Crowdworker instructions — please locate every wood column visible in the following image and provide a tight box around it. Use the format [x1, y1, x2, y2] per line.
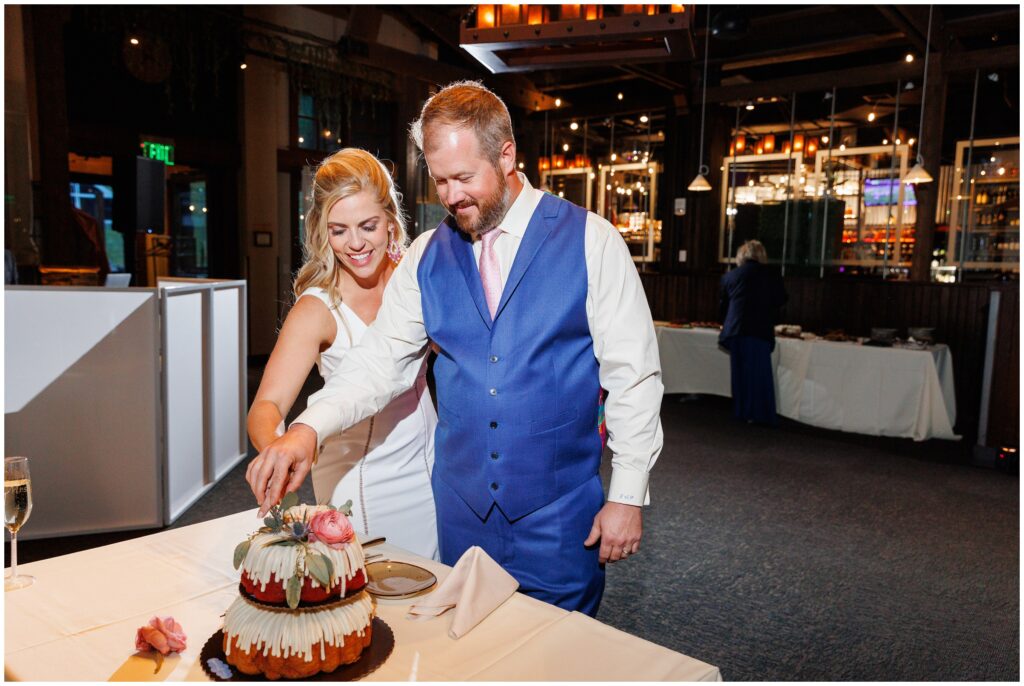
[911, 52, 947, 281]
[394, 75, 429, 237]
[29, 6, 73, 265]
[658, 95, 685, 274]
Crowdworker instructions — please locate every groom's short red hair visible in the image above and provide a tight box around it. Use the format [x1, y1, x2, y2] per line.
[410, 81, 515, 166]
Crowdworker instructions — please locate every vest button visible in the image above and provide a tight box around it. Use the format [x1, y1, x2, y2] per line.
[489, 355, 499, 363]
[490, 482, 499, 490]
[490, 421, 498, 429]
[490, 452, 499, 460]
[489, 388, 497, 396]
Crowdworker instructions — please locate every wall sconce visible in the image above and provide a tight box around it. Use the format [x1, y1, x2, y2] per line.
[527, 5, 545, 24]
[734, 134, 746, 153]
[782, 141, 791, 154]
[806, 137, 818, 155]
[763, 134, 775, 153]
[792, 134, 804, 152]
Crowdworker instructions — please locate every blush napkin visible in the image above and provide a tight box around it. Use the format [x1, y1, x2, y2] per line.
[405, 546, 519, 639]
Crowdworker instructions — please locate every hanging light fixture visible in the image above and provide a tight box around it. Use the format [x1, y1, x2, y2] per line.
[688, 8, 713, 192]
[904, 6, 934, 185]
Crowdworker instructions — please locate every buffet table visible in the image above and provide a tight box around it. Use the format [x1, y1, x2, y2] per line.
[4, 508, 722, 681]
[655, 324, 958, 441]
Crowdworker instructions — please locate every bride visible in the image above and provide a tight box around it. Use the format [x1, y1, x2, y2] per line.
[246, 148, 438, 560]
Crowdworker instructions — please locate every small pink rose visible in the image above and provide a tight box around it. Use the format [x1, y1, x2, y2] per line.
[307, 509, 354, 549]
[135, 616, 187, 655]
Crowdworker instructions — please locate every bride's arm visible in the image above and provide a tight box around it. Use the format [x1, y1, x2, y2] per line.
[247, 296, 336, 452]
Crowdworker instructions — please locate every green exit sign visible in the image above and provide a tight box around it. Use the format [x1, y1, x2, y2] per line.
[141, 141, 175, 166]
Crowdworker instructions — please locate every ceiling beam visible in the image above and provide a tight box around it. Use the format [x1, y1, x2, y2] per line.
[719, 32, 907, 71]
[943, 8, 1017, 38]
[874, 5, 927, 53]
[401, 6, 463, 54]
[617, 64, 686, 92]
[706, 59, 922, 103]
[537, 74, 637, 93]
[943, 45, 1019, 75]
[345, 6, 383, 40]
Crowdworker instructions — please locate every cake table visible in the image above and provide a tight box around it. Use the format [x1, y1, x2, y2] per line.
[4, 508, 722, 681]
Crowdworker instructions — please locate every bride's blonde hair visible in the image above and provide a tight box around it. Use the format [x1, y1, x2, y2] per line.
[293, 148, 409, 313]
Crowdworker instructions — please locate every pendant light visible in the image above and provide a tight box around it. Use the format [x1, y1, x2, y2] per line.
[688, 8, 712, 192]
[904, 6, 934, 185]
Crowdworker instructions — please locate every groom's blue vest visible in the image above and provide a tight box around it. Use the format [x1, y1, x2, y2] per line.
[417, 193, 602, 522]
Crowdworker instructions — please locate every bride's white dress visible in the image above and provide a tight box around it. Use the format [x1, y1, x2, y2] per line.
[298, 287, 438, 560]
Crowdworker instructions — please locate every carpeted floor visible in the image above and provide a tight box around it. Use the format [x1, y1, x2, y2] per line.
[9, 369, 1018, 681]
[601, 396, 1018, 681]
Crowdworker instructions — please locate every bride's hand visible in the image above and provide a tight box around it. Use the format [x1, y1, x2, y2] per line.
[246, 424, 318, 516]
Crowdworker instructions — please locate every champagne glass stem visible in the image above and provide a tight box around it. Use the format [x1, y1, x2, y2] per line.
[10, 532, 17, 579]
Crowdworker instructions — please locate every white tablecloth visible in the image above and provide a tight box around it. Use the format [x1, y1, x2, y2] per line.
[655, 325, 958, 441]
[5, 508, 721, 682]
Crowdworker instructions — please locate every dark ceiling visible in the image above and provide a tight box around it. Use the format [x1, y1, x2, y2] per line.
[379, 4, 1018, 159]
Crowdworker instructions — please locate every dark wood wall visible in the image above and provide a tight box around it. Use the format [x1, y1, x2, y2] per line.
[639, 272, 1019, 446]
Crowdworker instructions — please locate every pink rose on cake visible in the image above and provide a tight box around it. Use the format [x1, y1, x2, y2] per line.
[135, 616, 187, 655]
[307, 509, 354, 549]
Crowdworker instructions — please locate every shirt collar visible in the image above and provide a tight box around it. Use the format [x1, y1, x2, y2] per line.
[495, 172, 543, 239]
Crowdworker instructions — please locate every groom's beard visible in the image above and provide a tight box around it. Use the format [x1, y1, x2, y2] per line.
[447, 170, 510, 238]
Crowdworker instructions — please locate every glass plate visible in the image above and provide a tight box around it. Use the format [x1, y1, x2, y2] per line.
[365, 561, 437, 598]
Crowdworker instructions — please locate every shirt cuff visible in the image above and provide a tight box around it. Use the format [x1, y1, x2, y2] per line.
[290, 404, 339, 453]
[607, 467, 651, 506]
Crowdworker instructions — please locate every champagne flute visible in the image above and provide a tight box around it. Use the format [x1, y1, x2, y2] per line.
[5, 456, 34, 590]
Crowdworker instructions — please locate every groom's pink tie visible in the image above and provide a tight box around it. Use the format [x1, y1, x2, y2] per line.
[479, 229, 502, 318]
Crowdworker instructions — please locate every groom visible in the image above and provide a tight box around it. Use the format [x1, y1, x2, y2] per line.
[250, 81, 664, 616]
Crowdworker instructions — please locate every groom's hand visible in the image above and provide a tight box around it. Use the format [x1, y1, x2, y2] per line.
[246, 424, 318, 516]
[584, 502, 643, 564]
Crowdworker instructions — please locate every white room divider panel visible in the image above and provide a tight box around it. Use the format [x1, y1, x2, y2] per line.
[161, 287, 207, 522]
[4, 287, 163, 538]
[5, 279, 248, 538]
[211, 283, 247, 481]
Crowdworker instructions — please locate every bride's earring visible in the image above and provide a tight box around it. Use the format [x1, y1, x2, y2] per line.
[386, 228, 403, 265]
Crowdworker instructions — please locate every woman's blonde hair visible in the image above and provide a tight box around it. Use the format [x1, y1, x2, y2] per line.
[736, 239, 768, 265]
[293, 148, 409, 314]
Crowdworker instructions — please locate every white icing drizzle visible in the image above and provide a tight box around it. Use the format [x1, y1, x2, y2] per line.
[241, 532, 365, 592]
[224, 590, 375, 662]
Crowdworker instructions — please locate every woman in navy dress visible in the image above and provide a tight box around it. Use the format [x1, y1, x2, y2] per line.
[718, 240, 788, 425]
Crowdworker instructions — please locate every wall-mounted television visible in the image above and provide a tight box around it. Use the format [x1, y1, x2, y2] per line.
[863, 178, 917, 206]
